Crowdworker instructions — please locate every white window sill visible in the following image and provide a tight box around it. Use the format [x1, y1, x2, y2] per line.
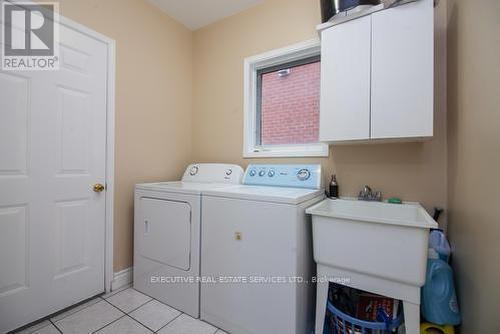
[243, 144, 329, 158]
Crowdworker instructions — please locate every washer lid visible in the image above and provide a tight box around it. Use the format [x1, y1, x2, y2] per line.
[203, 185, 324, 205]
[135, 181, 238, 195]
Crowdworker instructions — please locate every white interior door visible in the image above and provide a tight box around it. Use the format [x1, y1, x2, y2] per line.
[0, 22, 109, 332]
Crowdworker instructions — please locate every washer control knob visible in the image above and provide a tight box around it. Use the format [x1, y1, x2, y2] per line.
[225, 169, 233, 176]
[268, 170, 275, 177]
[258, 170, 266, 177]
[297, 169, 311, 181]
[189, 165, 199, 176]
[249, 169, 257, 177]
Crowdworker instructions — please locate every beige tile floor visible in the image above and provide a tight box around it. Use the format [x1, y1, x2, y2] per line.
[14, 285, 228, 334]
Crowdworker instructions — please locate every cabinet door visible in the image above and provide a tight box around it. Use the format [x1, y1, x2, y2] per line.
[371, 0, 434, 139]
[320, 15, 371, 142]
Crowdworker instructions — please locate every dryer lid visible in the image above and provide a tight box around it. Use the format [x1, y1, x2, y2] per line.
[135, 181, 239, 195]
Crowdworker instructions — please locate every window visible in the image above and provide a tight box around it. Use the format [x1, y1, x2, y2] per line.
[243, 39, 328, 158]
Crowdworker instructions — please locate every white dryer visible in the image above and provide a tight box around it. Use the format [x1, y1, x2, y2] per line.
[133, 163, 243, 318]
[201, 164, 324, 334]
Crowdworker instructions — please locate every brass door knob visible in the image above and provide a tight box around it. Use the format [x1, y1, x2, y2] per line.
[93, 183, 105, 192]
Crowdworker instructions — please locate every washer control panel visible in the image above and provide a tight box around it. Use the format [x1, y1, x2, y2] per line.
[243, 164, 321, 189]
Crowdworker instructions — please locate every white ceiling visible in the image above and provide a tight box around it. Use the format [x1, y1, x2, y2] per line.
[148, 0, 264, 30]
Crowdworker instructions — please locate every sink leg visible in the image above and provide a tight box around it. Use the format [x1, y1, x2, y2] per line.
[315, 279, 328, 334]
[403, 300, 420, 334]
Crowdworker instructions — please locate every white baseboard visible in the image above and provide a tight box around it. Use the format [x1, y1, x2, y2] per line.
[111, 267, 133, 291]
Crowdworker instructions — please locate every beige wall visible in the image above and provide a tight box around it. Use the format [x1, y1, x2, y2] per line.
[52, 0, 193, 271]
[192, 0, 448, 215]
[447, 0, 500, 332]
[36, 0, 500, 329]
[51, 0, 451, 277]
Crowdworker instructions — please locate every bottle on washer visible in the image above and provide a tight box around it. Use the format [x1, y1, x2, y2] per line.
[329, 174, 339, 199]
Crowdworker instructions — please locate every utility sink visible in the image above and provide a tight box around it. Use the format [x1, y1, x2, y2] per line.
[307, 199, 438, 334]
[306, 198, 437, 287]
[307, 198, 437, 229]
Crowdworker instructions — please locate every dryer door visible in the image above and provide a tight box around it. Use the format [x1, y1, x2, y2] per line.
[137, 197, 191, 271]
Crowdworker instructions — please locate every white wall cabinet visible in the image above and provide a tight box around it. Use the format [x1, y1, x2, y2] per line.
[320, 15, 372, 142]
[319, 0, 434, 143]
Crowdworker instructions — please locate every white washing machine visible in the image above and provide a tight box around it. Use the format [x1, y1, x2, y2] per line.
[133, 163, 243, 318]
[201, 164, 324, 334]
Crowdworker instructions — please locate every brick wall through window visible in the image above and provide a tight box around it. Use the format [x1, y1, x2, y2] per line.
[260, 61, 320, 145]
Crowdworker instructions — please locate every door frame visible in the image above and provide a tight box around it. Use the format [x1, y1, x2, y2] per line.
[6, 0, 118, 293]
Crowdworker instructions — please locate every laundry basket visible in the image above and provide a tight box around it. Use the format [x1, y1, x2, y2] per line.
[326, 300, 403, 334]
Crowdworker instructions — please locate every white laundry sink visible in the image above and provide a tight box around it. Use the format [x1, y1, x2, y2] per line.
[307, 199, 439, 334]
[306, 199, 437, 287]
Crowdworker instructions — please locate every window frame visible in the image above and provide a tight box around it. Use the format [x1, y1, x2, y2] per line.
[243, 39, 328, 158]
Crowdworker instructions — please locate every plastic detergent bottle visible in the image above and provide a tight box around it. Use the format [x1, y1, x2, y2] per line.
[428, 230, 451, 262]
[421, 249, 461, 326]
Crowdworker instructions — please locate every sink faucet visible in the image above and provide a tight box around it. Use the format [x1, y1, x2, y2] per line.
[358, 185, 382, 202]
